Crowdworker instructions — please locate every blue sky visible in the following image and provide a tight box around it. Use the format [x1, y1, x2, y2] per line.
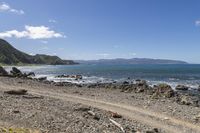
[0, 0, 200, 63]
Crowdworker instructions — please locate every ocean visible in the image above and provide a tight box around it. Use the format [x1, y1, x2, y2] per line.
[5, 64, 200, 89]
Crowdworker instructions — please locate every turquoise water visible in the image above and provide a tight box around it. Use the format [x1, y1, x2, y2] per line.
[8, 64, 200, 88]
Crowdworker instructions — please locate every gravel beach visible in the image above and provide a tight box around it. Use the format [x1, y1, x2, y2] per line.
[0, 76, 200, 133]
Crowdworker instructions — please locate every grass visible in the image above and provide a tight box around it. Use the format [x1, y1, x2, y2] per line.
[0, 63, 44, 67]
[158, 83, 170, 88]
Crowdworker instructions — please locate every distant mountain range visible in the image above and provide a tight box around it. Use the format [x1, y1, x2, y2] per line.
[77, 58, 188, 65]
[0, 39, 77, 65]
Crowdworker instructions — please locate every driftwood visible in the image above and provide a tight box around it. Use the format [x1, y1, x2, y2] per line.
[88, 110, 96, 116]
[4, 89, 27, 95]
[109, 118, 125, 133]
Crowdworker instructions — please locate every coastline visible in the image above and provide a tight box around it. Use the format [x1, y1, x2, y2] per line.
[0, 72, 200, 132]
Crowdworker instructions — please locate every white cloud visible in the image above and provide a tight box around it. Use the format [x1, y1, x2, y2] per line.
[96, 53, 110, 58]
[29, 53, 35, 56]
[0, 25, 65, 39]
[41, 40, 48, 44]
[195, 20, 200, 26]
[129, 52, 137, 56]
[49, 19, 57, 23]
[0, 3, 24, 15]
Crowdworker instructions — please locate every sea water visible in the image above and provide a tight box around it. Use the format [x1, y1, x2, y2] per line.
[6, 64, 200, 89]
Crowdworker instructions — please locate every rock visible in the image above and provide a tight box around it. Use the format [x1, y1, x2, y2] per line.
[27, 72, 35, 77]
[4, 89, 27, 95]
[0, 66, 8, 76]
[87, 110, 100, 121]
[135, 79, 141, 82]
[110, 112, 122, 118]
[175, 85, 189, 91]
[194, 114, 200, 121]
[10, 67, 34, 78]
[136, 80, 147, 86]
[135, 80, 150, 93]
[13, 110, 20, 113]
[55, 74, 82, 80]
[75, 75, 82, 80]
[10, 67, 22, 77]
[37, 77, 47, 81]
[76, 84, 82, 88]
[93, 115, 100, 121]
[146, 128, 160, 133]
[120, 84, 135, 92]
[123, 81, 129, 84]
[177, 94, 199, 107]
[198, 85, 200, 91]
[74, 107, 90, 112]
[152, 84, 175, 98]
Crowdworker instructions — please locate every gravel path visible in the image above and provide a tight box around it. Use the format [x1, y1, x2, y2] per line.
[1, 77, 200, 132]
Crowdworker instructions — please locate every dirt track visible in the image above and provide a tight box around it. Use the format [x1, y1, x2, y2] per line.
[1, 79, 200, 133]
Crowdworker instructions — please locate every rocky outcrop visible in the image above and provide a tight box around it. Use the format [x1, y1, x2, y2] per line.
[152, 84, 175, 98]
[0, 66, 8, 76]
[176, 94, 199, 107]
[175, 85, 189, 91]
[135, 80, 151, 93]
[56, 74, 83, 80]
[10, 67, 23, 77]
[26, 72, 35, 77]
[37, 77, 47, 82]
[10, 67, 35, 78]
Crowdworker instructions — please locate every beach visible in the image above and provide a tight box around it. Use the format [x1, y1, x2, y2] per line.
[0, 74, 200, 133]
[1, 0, 200, 132]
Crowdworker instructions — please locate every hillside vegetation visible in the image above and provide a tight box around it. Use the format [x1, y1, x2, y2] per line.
[0, 39, 77, 65]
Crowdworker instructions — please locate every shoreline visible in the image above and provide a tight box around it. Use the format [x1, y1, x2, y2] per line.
[1, 67, 200, 132]
[0, 76, 200, 132]
[3, 65, 200, 91]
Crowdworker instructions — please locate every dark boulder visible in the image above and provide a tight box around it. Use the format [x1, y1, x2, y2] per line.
[198, 85, 200, 91]
[37, 77, 47, 81]
[0, 66, 8, 76]
[175, 85, 189, 91]
[27, 72, 35, 77]
[123, 81, 129, 84]
[10, 67, 23, 77]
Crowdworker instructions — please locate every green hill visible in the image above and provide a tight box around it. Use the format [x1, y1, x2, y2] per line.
[0, 39, 77, 65]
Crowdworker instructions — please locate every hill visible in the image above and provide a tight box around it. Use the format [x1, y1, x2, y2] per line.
[77, 58, 188, 65]
[0, 39, 77, 65]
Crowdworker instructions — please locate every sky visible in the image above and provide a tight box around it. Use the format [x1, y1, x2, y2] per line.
[0, 0, 200, 63]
